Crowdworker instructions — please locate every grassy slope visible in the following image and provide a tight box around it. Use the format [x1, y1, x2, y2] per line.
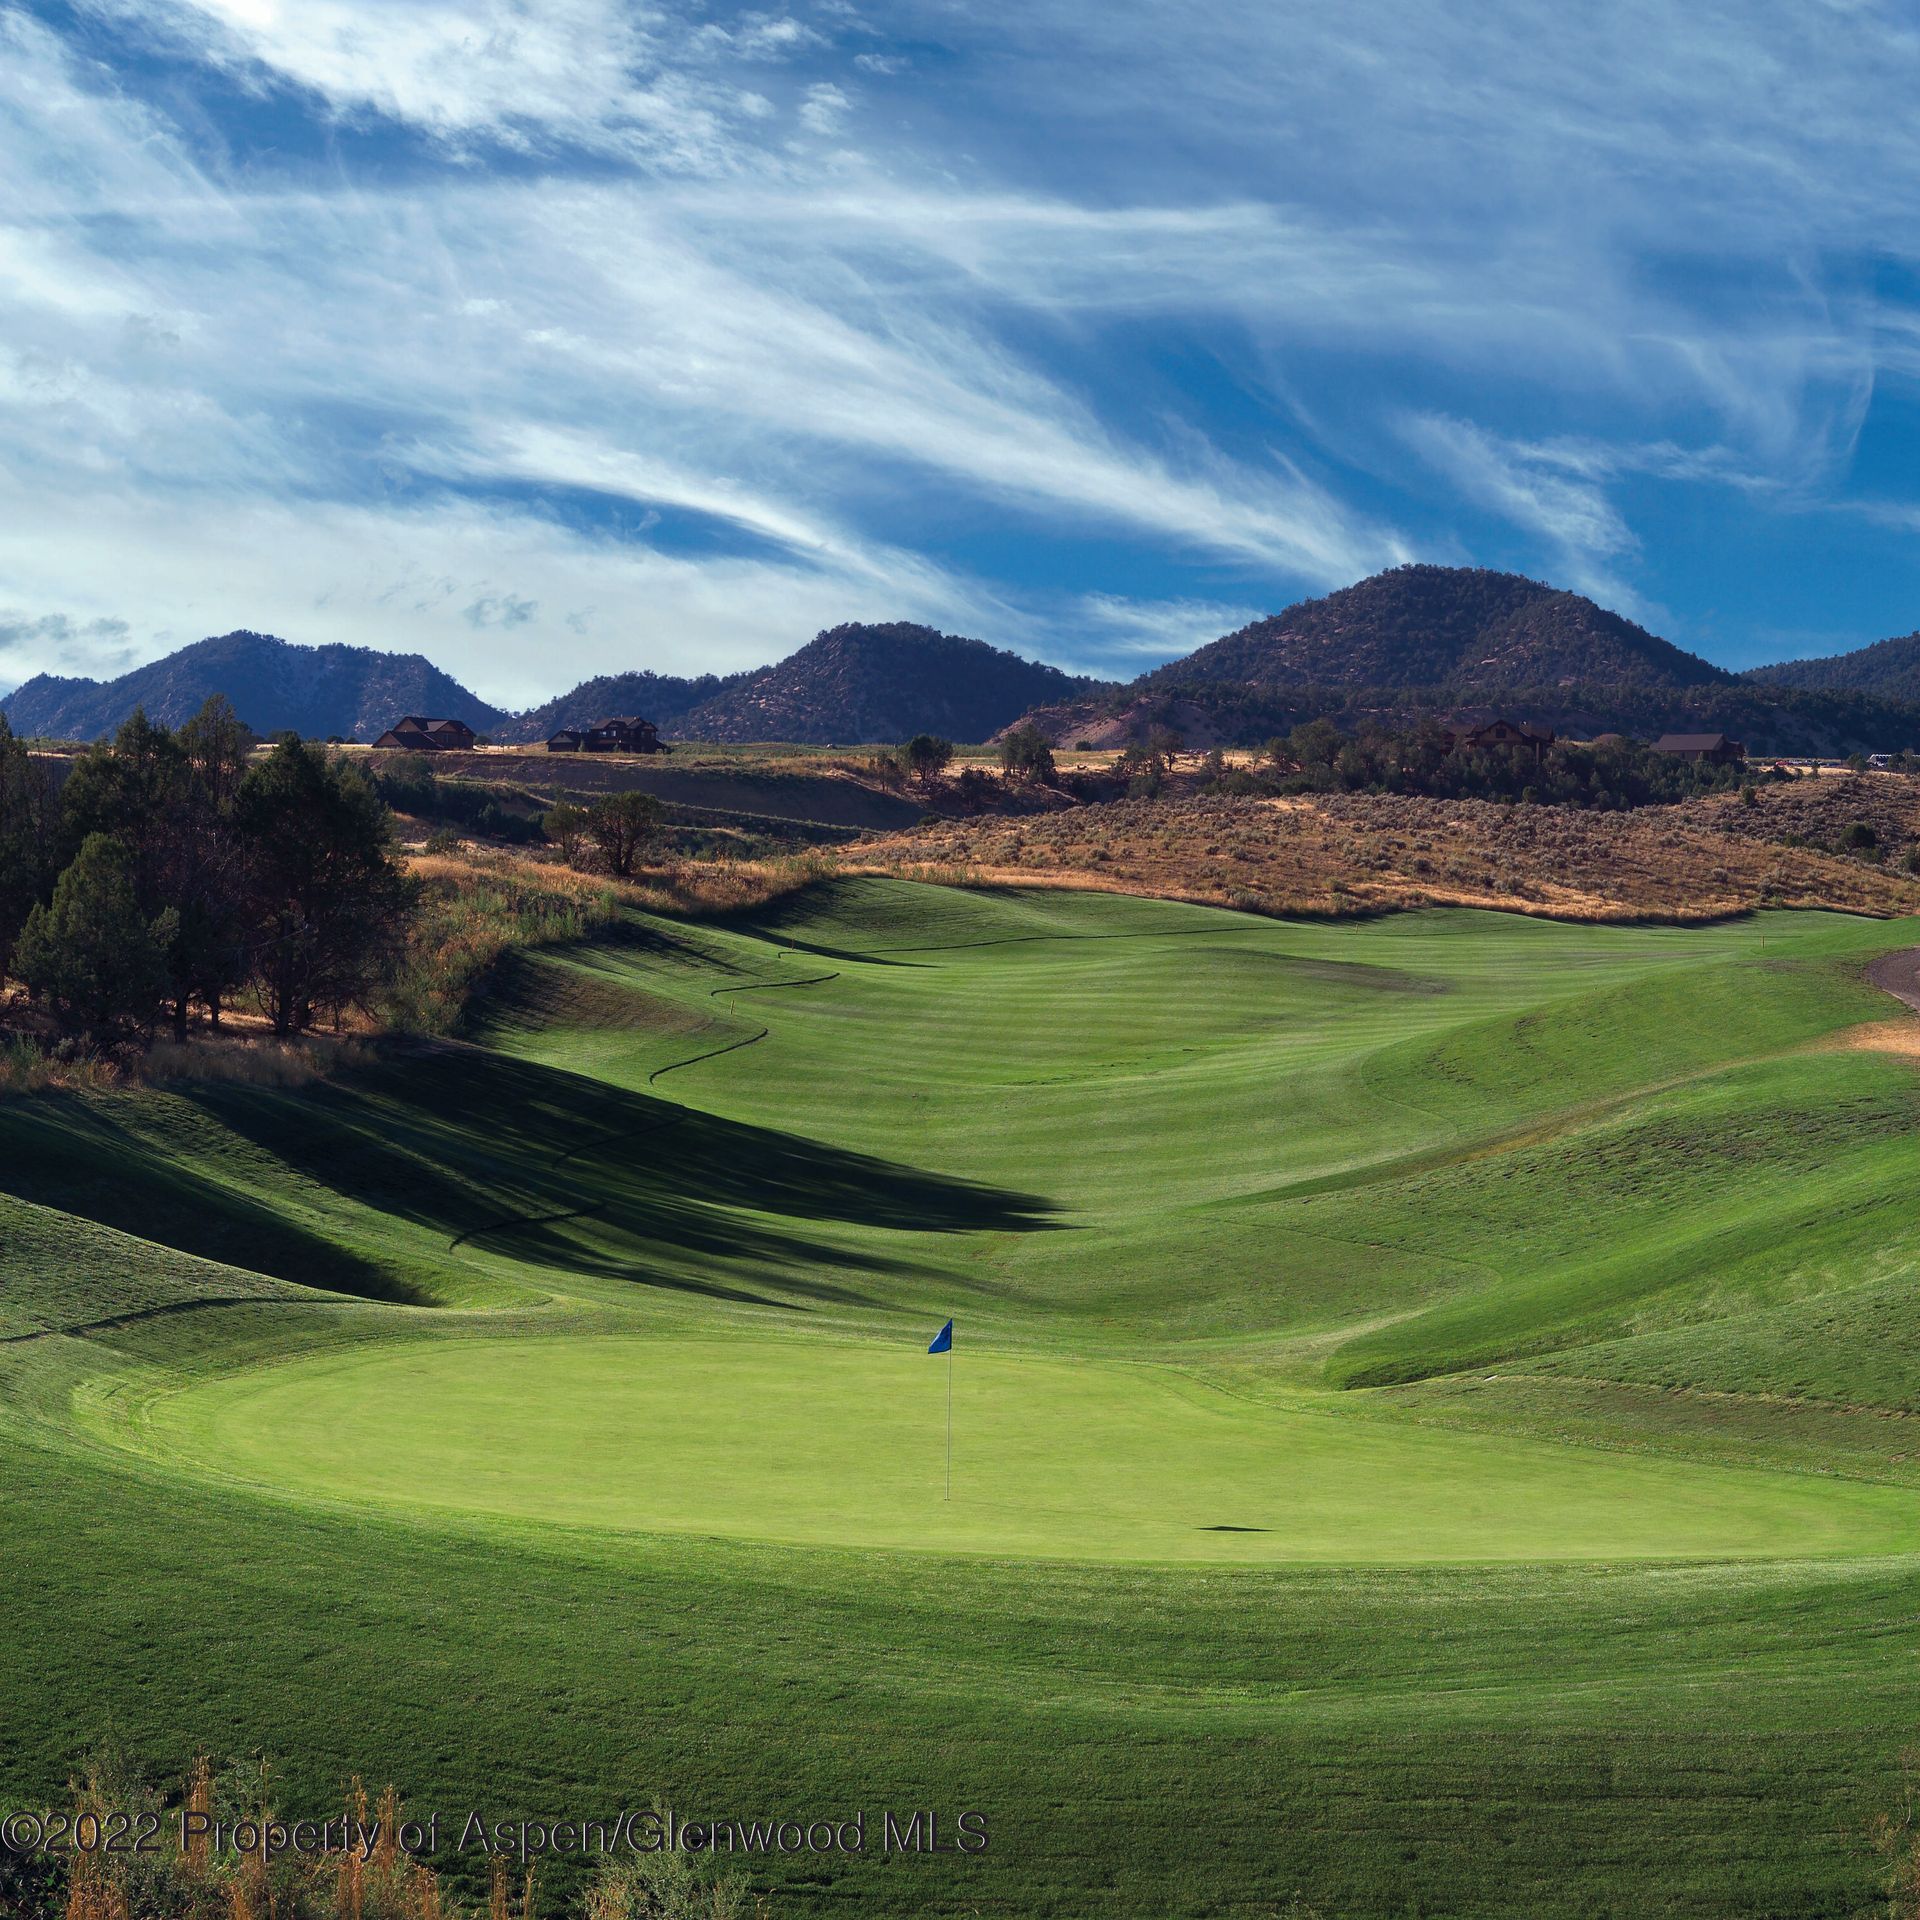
[2, 881, 1919, 1915]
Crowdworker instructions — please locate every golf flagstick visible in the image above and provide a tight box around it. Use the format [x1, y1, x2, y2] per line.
[929, 1317, 955, 1500]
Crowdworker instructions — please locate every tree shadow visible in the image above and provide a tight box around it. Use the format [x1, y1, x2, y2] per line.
[149, 1045, 1057, 1308]
[0, 1099, 427, 1304]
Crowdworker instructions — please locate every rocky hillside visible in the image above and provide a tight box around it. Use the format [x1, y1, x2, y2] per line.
[1744, 631, 1920, 704]
[1, 632, 505, 742]
[673, 622, 1104, 744]
[1137, 565, 1727, 695]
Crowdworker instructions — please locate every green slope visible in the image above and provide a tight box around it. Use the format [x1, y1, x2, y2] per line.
[3, 881, 1919, 1917]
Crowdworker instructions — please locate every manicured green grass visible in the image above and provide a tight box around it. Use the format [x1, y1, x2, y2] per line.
[3, 881, 1919, 1916]
[121, 1332, 1920, 1565]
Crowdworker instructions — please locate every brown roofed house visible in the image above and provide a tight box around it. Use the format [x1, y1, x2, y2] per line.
[372, 715, 478, 752]
[1439, 715, 1556, 761]
[581, 716, 664, 754]
[1651, 732, 1745, 763]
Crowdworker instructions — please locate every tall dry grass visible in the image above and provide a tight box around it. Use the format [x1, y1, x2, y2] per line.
[388, 849, 840, 1036]
[37, 1757, 747, 1920]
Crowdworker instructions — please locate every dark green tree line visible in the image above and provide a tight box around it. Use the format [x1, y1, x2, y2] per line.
[3, 704, 413, 1041]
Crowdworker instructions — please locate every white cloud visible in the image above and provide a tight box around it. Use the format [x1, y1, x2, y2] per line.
[796, 80, 850, 135]
[1075, 594, 1269, 663]
[16, 0, 1920, 691]
[0, 9, 1407, 696]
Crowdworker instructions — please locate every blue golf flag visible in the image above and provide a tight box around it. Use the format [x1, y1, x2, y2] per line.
[928, 1319, 953, 1354]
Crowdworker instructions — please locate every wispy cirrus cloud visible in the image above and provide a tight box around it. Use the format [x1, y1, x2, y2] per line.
[11, 0, 1920, 701]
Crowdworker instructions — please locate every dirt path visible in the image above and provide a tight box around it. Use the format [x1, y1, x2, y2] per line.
[1868, 946, 1920, 1014]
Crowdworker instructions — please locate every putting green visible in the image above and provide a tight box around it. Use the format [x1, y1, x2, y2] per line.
[129, 1334, 1920, 1563]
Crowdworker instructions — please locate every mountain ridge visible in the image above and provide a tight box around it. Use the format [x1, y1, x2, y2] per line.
[7, 573, 1920, 752]
[1, 632, 508, 743]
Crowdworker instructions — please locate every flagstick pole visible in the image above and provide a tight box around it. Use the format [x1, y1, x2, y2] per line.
[944, 1340, 953, 1502]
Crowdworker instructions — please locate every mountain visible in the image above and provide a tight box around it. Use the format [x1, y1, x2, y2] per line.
[1137, 565, 1729, 695]
[670, 622, 1105, 744]
[0, 619, 1106, 751]
[0, 632, 506, 743]
[491, 668, 756, 744]
[993, 566, 1920, 755]
[1743, 632, 1920, 704]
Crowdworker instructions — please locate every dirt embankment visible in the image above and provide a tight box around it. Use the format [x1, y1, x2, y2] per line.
[393, 751, 925, 831]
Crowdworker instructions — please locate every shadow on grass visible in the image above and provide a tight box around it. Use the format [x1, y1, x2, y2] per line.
[0, 1098, 427, 1304]
[0, 1048, 1055, 1314]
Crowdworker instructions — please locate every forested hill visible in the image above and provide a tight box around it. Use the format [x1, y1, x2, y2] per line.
[492, 669, 757, 743]
[1, 633, 506, 743]
[1744, 631, 1920, 704]
[668, 623, 1106, 744]
[5, 622, 1103, 747]
[1137, 565, 1729, 695]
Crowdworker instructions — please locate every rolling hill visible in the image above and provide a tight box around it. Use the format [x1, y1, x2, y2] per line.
[7, 883, 1920, 1915]
[0, 632, 506, 743]
[1744, 630, 1920, 704]
[491, 668, 756, 744]
[668, 621, 1104, 743]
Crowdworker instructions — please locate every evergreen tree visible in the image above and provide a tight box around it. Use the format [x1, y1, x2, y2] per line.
[14, 834, 170, 1037]
[237, 738, 413, 1035]
[0, 713, 60, 981]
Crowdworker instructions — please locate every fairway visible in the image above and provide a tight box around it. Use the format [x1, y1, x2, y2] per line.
[131, 1335, 1920, 1563]
[7, 879, 1920, 1917]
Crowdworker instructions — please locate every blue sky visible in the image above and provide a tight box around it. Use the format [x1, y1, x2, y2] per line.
[7, 0, 1920, 706]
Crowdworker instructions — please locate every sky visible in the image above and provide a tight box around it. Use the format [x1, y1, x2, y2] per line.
[8, 2, 1920, 708]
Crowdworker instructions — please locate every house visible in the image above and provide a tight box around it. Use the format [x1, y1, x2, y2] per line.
[1651, 732, 1745, 764]
[548, 715, 665, 754]
[372, 716, 478, 752]
[1440, 716, 1555, 760]
[588, 715, 662, 753]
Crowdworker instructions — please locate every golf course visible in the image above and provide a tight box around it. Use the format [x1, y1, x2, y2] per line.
[6, 877, 1920, 1915]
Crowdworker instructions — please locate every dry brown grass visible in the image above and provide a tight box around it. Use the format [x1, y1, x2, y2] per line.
[391, 847, 835, 1036]
[1825, 1019, 1920, 1060]
[1658, 770, 1920, 859]
[850, 791, 1920, 923]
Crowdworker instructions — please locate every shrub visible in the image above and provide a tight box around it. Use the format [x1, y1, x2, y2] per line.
[999, 724, 1057, 784]
[902, 734, 954, 785]
[545, 802, 592, 867]
[586, 790, 664, 878]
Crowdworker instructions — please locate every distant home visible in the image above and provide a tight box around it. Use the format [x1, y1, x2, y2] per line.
[547, 716, 665, 755]
[1651, 732, 1745, 764]
[372, 716, 479, 752]
[1440, 716, 1555, 760]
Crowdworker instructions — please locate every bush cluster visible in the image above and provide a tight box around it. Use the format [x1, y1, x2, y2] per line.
[1203, 720, 1782, 809]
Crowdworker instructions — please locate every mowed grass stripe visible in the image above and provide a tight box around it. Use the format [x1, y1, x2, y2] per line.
[125, 1333, 1920, 1563]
